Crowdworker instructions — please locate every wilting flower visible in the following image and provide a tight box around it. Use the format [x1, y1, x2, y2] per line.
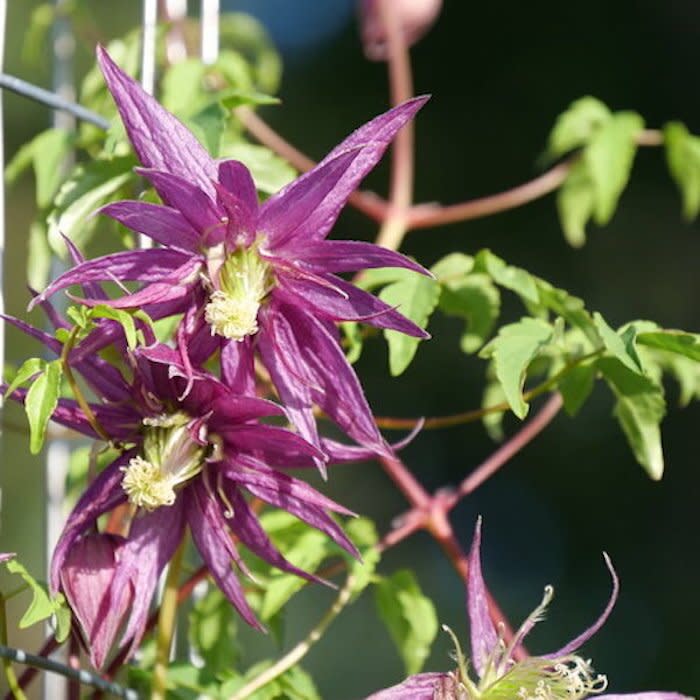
[366, 519, 694, 700]
[359, 0, 443, 60]
[4, 308, 358, 669]
[34, 47, 430, 468]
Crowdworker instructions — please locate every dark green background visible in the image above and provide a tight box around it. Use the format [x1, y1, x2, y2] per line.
[1, 1, 698, 698]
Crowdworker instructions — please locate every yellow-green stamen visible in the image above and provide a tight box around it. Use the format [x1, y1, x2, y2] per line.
[121, 412, 207, 510]
[205, 245, 273, 341]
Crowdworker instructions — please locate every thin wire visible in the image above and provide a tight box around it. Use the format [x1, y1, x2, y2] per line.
[141, 0, 158, 96]
[0, 73, 109, 129]
[200, 0, 219, 65]
[0, 2, 6, 416]
[163, 0, 188, 64]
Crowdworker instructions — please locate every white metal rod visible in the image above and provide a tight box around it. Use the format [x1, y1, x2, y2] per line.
[164, 0, 188, 64]
[200, 0, 219, 65]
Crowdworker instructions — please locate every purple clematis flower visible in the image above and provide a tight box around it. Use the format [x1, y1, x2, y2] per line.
[33, 47, 431, 468]
[366, 519, 695, 700]
[4, 309, 358, 669]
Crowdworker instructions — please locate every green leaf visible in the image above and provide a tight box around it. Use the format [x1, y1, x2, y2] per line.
[47, 156, 135, 256]
[354, 267, 409, 292]
[33, 129, 74, 208]
[636, 329, 700, 362]
[189, 586, 238, 676]
[342, 518, 380, 600]
[558, 362, 597, 416]
[5, 560, 69, 640]
[221, 89, 281, 110]
[430, 252, 474, 282]
[22, 3, 56, 65]
[160, 59, 208, 115]
[557, 160, 595, 247]
[5, 357, 45, 398]
[220, 143, 296, 194]
[277, 665, 322, 700]
[482, 378, 506, 441]
[341, 321, 363, 364]
[91, 305, 138, 349]
[185, 102, 227, 157]
[374, 570, 438, 675]
[534, 279, 598, 343]
[479, 318, 555, 418]
[547, 96, 611, 158]
[593, 312, 643, 373]
[27, 220, 52, 290]
[598, 357, 666, 479]
[25, 360, 62, 454]
[663, 121, 700, 220]
[438, 274, 501, 353]
[585, 111, 644, 225]
[379, 270, 439, 376]
[473, 249, 539, 303]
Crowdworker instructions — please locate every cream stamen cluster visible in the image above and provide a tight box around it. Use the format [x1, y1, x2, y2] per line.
[121, 412, 206, 510]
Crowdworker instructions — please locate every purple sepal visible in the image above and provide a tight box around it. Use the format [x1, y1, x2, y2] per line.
[364, 673, 456, 700]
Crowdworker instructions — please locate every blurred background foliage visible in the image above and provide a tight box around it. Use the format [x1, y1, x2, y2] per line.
[1, 0, 699, 698]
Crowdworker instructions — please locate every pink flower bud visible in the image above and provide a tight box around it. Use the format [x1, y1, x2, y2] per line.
[359, 0, 442, 60]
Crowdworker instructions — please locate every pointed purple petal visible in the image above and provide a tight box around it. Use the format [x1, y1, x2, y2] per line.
[186, 481, 262, 629]
[61, 234, 109, 300]
[365, 673, 455, 700]
[261, 301, 388, 455]
[50, 450, 136, 591]
[282, 239, 431, 275]
[219, 424, 326, 467]
[220, 337, 256, 395]
[259, 149, 362, 249]
[60, 533, 130, 669]
[276, 274, 429, 338]
[30, 248, 194, 309]
[215, 161, 258, 243]
[223, 485, 328, 586]
[467, 517, 499, 677]
[218, 160, 258, 213]
[113, 502, 186, 659]
[136, 168, 224, 244]
[542, 553, 620, 659]
[100, 200, 201, 251]
[265, 97, 429, 245]
[177, 292, 221, 366]
[97, 46, 217, 196]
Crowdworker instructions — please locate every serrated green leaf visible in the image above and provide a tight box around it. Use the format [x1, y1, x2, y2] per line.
[53, 593, 71, 643]
[438, 274, 501, 353]
[5, 357, 45, 398]
[379, 271, 439, 376]
[161, 59, 208, 115]
[535, 280, 599, 344]
[547, 96, 611, 158]
[430, 252, 474, 282]
[220, 142, 296, 194]
[47, 156, 135, 256]
[260, 528, 330, 621]
[479, 318, 555, 419]
[663, 121, 700, 220]
[91, 305, 138, 349]
[221, 89, 281, 110]
[598, 357, 666, 479]
[557, 160, 595, 247]
[25, 360, 62, 454]
[374, 570, 438, 675]
[659, 353, 700, 407]
[5, 560, 62, 632]
[585, 111, 644, 224]
[474, 249, 539, 303]
[189, 586, 238, 676]
[482, 378, 506, 441]
[558, 362, 597, 416]
[593, 312, 643, 373]
[343, 518, 380, 599]
[636, 330, 700, 362]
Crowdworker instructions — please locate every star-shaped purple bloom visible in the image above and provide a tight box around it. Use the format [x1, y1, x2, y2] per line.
[34, 47, 431, 468]
[366, 519, 695, 700]
[5, 306, 358, 669]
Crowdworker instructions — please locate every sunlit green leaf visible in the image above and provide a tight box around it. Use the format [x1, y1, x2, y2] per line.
[430, 252, 474, 282]
[637, 329, 700, 362]
[664, 121, 700, 220]
[221, 89, 281, 110]
[25, 360, 62, 454]
[593, 312, 643, 374]
[379, 270, 439, 376]
[482, 377, 506, 441]
[558, 362, 597, 416]
[185, 102, 227, 157]
[27, 220, 52, 290]
[189, 586, 239, 676]
[585, 111, 644, 224]
[5, 357, 45, 399]
[374, 570, 438, 675]
[479, 318, 555, 419]
[91, 305, 138, 349]
[557, 160, 595, 247]
[221, 142, 296, 194]
[598, 357, 666, 479]
[547, 96, 611, 158]
[474, 249, 539, 303]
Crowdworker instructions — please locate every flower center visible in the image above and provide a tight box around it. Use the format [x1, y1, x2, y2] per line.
[205, 245, 272, 341]
[121, 412, 206, 510]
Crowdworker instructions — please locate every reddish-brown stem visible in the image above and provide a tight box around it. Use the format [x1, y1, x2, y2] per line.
[445, 393, 563, 509]
[379, 454, 431, 508]
[67, 635, 80, 700]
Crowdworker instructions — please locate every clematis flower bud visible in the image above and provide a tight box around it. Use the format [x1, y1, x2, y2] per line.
[359, 0, 442, 60]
